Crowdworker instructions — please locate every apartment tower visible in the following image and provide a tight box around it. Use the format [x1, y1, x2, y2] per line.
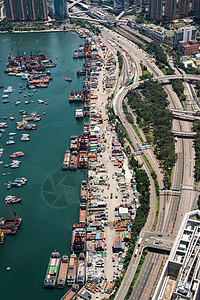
[149, 0, 163, 20]
[4, 0, 48, 21]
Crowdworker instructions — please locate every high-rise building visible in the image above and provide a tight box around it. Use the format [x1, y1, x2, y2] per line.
[149, 0, 163, 20]
[192, 0, 199, 14]
[4, 0, 48, 21]
[54, 0, 67, 19]
[177, 0, 189, 17]
[173, 26, 197, 48]
[114, 0, 129, 14]
[165, 0, 176, 20]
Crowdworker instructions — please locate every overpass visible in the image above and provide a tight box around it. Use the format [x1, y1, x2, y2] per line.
[172, 130, 196, 138]
[172, 112, 200, 122]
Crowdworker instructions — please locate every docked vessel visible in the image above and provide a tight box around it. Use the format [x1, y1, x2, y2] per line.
[69, 152, 78, 171]
[62, 150, 70, 170]
[80, 180, 88, 202]
[70, 136, 78, 151]
[76, 252, 86, 286]
[78, 151, 88, 169]
[71, 223, 86, 253]
[60, 284, 79, 300]
[56, 255, 69, 288]
[67, 253, 77, 285]
[5, 195, 22, 204]
[43, 252, 61, 288]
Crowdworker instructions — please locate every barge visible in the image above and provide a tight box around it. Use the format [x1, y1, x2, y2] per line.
[57, 255, 69, 288]
[43, 251, 61, 288]
[67, 253, 77, 285]
[62, 150, 71, 170]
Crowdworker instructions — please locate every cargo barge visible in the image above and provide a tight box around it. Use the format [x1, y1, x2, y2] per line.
[62, 150, 71, 170]
[71, 223, 86, 253]
[76, 252, 86, 286]
[60, 284, 79, 300]
[80, 180, 88, 202]
[57, 255, 69, 288]
[70, 136, 78, 151]
[43, 251, 61, 288]
[67, 253, 77, 285]
[69, 151, 78, 170]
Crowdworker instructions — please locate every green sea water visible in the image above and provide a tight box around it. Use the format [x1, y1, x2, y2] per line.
[0, 31, 87, 299]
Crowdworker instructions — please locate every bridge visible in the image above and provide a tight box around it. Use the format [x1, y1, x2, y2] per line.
[172, 112, 200, 122]
[172, 130, 196, 138]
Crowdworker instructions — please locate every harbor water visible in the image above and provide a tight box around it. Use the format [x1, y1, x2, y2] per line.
[0, 31, 87, 299]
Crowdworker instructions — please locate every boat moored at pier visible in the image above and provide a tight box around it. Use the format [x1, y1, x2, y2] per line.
[43, 252, 61, 288]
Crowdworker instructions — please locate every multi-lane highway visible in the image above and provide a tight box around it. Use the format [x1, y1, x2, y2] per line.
[99, 26, 199, 300]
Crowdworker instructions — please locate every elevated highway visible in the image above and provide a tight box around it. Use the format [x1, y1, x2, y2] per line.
[172, 130, 196, 138]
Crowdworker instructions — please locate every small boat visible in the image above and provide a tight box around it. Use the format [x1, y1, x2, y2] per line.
[2, 99, 10, 104]
[9, 133, 16, 136]
[2, 94, 8, 98]
[65, 78, 72, 82]
[10, 116, 15, 120]
[5, 195, 22, 204]
[10, 151, 24, 158]
[43, 252, 61, 288]
[45, 102, 48, 105]
[25, 101, 30, 104]
[6, 140, 15, 145]
[15, 101, 21, 106]
[38, 99, 44, 104]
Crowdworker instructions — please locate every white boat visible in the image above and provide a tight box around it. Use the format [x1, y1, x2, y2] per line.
[6, 140, 15, 145]
[38, 99, 44, 104]
[2, 94, 8, 98]
[15, 101, 21, 106]
[9, 133, 16, 136]
[21, 134, 30, 141]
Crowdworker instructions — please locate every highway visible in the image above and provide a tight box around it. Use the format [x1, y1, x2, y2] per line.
[99, 26, 199, 300]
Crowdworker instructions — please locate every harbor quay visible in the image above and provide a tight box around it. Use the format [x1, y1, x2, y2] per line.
[60, 33, 136, 299]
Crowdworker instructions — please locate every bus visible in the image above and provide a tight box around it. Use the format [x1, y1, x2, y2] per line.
[134, 249, 138, 257]
[138, 238, 142, 247]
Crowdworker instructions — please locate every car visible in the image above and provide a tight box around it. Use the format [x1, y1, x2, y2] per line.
[110, 193, 113, 199]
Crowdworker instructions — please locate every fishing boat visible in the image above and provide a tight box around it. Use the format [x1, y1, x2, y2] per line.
[5, 195, 22, 204]
[67, 253, 77, 285]
[64, 78, 72, 82]
[56, 255, 69, 288]
[76, 252, 86, 286]
[43, 251, 61, 288]
[10, 151, 24, 158]
[62, 150, 71, 170]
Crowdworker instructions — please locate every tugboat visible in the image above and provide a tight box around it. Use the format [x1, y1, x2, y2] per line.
[56, 255, 69, 288]
[43, 251, 61, 288]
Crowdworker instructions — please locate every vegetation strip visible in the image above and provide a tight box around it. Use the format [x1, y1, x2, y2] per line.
[127, 80, 176, 189]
